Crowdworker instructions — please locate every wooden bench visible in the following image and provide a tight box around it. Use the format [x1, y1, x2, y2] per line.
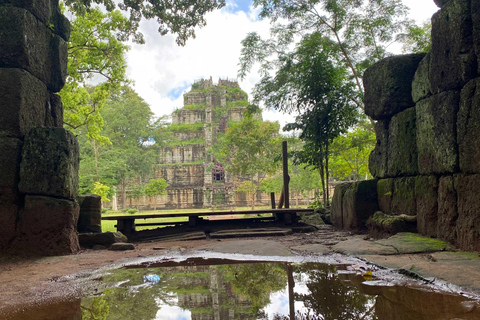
[101, 208, 315, 237]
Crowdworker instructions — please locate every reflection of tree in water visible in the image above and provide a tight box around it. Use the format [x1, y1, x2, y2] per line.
[226, 263, 287, 314]
[81, 263, 288, 320]
[292, 263, 377, 320]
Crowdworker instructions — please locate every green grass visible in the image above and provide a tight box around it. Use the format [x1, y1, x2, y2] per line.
[101, 206, 277, 232]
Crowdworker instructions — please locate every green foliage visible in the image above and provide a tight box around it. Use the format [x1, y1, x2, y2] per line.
[126, 208, 138, 214]
[81, 296, 110, 320]
[165, 138, 205, 146]
[240, 0, 414, 111]
[182, 103, 206, 110]
[400, 22, 432, 54]
[330, 125, 376, 181]
[61, 7, 130, 142]
[166, 123, 205, 132]
[92, 182, 111, 202]
[143, 179, 169, 197]
[65, 0, 225, 46]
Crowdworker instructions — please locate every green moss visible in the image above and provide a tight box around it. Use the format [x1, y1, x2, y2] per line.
[165, 138, 205, 146]
[166, 123, 205, 132]
[183, 103, 206, 110]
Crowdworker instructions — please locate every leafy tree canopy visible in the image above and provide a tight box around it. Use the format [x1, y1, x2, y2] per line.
[64, 0, 226, 45]
[239, 0, 413, 109]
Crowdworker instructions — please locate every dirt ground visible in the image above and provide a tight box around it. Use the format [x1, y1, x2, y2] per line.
[0, 225, 479, 317]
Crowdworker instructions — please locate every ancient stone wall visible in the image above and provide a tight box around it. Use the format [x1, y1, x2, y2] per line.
[159, 145, 206, 164]
[332, 0, 480, 251]
[172, 109, 206, 124]
[157, 164, 205, 188]
[0, 0, 80, 255]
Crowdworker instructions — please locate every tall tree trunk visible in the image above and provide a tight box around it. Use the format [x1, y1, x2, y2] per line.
[121, 179, 127, 209]
[325, 141, 330, 206]
[251, 177, 255, 210]
[93, 139, 99, 180]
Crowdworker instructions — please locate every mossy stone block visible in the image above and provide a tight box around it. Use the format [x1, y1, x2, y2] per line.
[415, 175, 439, 237]
[0, 68, 48, 137]
[19, 128, 79, 199]
[437, 175, 457, 244]
[458, 78, 480, 173]
[387, 108, 418, 177]
[416, 91, 460, 175]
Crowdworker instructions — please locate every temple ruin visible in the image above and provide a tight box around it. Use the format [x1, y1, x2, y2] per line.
[127, 78, 267, 209]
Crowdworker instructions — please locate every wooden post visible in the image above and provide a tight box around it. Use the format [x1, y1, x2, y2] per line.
[282, 141, 290, 208]
[270, 192, 276, 209]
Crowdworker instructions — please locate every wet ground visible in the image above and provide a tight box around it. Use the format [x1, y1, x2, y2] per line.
[1, 225, 480, 319]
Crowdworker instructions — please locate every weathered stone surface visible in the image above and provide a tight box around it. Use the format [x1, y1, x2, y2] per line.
[0, 7, 67, 92]
[415, 175, 439, 237]
[364, 53, 425, 120]
[454, 174, 480, 251]
[19, 128, 79, 199]
[391, 177, 416, 216]
[376, 232, 449, 254]
[331, 182, 352, 229]
[341, 180, 379, 231]
[0, 0, 70, 40]
[0, 68, 48, 137]
[0, 137, 22, 188]
[412, 53, 432, 103]
[430, 0, 477, 93]
[473, 0, 480, 73]
[14, 195, 80, 255]
[369, 120, 389, 178]
[0, 188, 18, 250]
[333, 238, 398, 255]
[458, 78, 480, 173]
[78, 232, 127, 248]
[77, 194, 102, 233]
[416, 91, 460, 174]
[45, 93, 64, 128]
[377, 178, 394, 215]
[433, 0, 450, 8]
[109, 242, 135, 251]
[367, 211, 417, 236]
[437, 175, 458, 244]
[387, 108, 418, 177]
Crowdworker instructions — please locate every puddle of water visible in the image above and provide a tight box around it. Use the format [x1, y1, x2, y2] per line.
[3, 258, 480, 320]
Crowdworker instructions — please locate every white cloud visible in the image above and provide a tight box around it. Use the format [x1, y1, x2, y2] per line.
[126, 0, 440, 127]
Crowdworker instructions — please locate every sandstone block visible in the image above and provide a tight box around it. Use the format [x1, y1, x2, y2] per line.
[0, 188, 18, 250]
[430, 0, 477, 93]
[458, 78, 480, 173]
[0, 0, 70, 40]
[19, 128, 79, 199]
[340, 180, 379, 231]
[364, 53, 425, 120]
[415, 175, 439, 237]
[453, 174, 480, 251]
[14, 195, 80, 255]
[391, 177, 416, 217]
[437, 175, 457, 244]
[77, 194, 102, 233]
[331, 182, 351, 229]
[0, 7, 67, 92]
[45, 93, 64, 128]
[387, 108, 418, 177]
[369, 120, 389, 178]
[416, 91, 460, 174]
[78, 232, 127, 248]
[0, 137, 22, 188]
[0, 68, 48, 137]
[473, 0, 480, 73]
[412, 53, 432, 103]
[377, 178, 394, 215]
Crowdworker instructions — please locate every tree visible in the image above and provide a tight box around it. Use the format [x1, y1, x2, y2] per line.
[400, 21, 432, 54]
[77, 86, 168, 208]
[240, 0, 412, 112]
[143, 179, 169, 210]
[329, 125, 375, 181]
[251, 33, 358, 205]
[217, 109, 281, 210]
[60, 7, 131, 142]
